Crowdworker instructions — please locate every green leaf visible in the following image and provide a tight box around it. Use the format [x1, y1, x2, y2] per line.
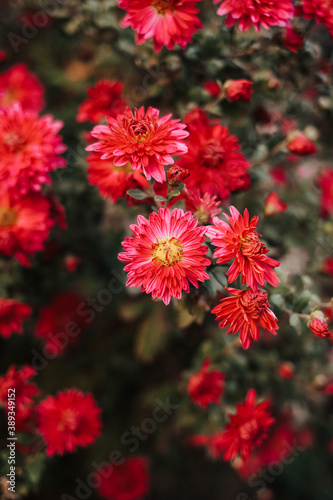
[170, 185, 185, 198]
[127, 189, 149, 200]
[154, 195, 167, 202]
[16, 433, 36, 445]
[135, 304, 168, 362]
[25, 453, 46, 487]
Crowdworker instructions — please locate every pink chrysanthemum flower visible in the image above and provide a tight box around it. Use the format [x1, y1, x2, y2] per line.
[118, 208, 210, 305]
[207, 206, 280, 290]
[119, 0, 203, 52]
[37, 389, 102, 456]
[86, 106, 188, 183]
[0, 104, 66, 198]
[77, 80, 127, 124]
[212, 287, 278, 349]
[214, 0, 294, 32]
[0, 63, 45, 113]
[0, 298, 32, 338]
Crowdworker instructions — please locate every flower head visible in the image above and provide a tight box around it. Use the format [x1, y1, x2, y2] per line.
[213, 389, 274, 461]
[226, 79, 253, 102]
[185, 189, 221, 224]
[77, 80, 127, 123]
[214, 0, 294, 32]
[212, 287, 278, 349]
[87, 106, 188, 183]
[207, 206, 280, 290]
[287, 134, 316, 156]
[97, 457, 150, 500]
[119, 0, 203, 52]
[0, 63, 44, 112]
[283, 27, 304, 53]
[178, 111, 250, 200]
[263, 192, 287, 216]
[87, 153, 148, 204]
[188, 359, 225, 408]
[37, 389, 102, 456]
[0, 298, 31, 338]
[203, 81, 221, 97]
[0, 103, 66, 198]
[318, 168, 333, 217]
[308, 311, 332, 338]
[301, 0, 333, 37]
[118, 208, 210, 305]
[0, 191, 54, 266]
[167, 165, 190, 187]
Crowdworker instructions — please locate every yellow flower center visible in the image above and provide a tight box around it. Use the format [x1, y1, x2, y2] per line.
[152, 237, 183, 266]
[152, 0, 175, 15]
[0, 207, 17, 227]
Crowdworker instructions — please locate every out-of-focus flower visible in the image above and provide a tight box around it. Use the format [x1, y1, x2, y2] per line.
[308, 311, 332, 338]
[226, 79, 253, 102]
[178, 111, 250, 200]
[301, 0, 333, 37]
[77, 80, 127, 123]
[287, 134, 316, 156]
[278, 362, 295, 379]
[184, 189, 221, 224]
[203, 81, 221, 97]
[0, 50, 7, 62]
[318, 168, 333, 217]
[214, 0, 294, 32]
[0, 103, 66, 198]
[119, 0, 203, 52]
[263, 192, 287, 216]
[212, 287, 278, 349]
[0, 63, 44, 112]
[207, 206, 280, 290]
[0, 191, 54, 266]
[323, 257, 333, 278]
[87, 106, 189, 183]
[0, 298, 31, 338]
[118, 208, 210, 305]
[37, 389, 102, 456]
[87, 153, 148, 204]
[64, 255, 82, 273]
[270, 166, 287, 186]
[283, 27, 303, 52]
[97, 457, 150, 500]
[188, 359, 225, 408]
[167, 165, 190, 187]
[36, 291, 88, 355]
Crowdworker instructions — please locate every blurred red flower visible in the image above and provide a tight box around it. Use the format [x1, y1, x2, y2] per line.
[287, 134, 316, 156]
[263, 192, 287, 216]
[226, 79, 253, 102]
[0, 298, 31, 338]
[283, 27, 303, 53]
[203, 81, 221, 97]
[77, 80, 127, 123]
[0, 63, 44, 112]
[318, 168, 333, 217]
[188, 359, 225, 408]
[97, 457, 150, 500]
[308, 311, 332, 338]
[37, 389, 102, 456]
[184, 189, 221, 224]
[301, 0, 333, 37]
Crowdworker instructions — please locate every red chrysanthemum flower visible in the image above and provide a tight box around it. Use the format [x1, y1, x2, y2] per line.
[263, 192, 287, 216]
[214, 0, 294, 32]
[308, 311, 332, 338]
[118, 208, 210, 305]
[0, 63, 44, 113]
[0, 298, 32, 338]
[212, 287, 278, 349]
[36, 291, 88, 356]
[0, 191, 54, 266]
[214, 389, 274, 460]
[207, 206, 280, 290]
[0, 365, 39, 431]
[301, 0, 333, 37]
[87, 152, 148, 204]
[226, 79, 253, 102]
[119, 0, 203, 52]
[86, 106, 188, 183]
[184, 189, 221, 224]
[97, 457, 150, 500]
[37, 389, 102, 456]
[283, 27, 304, 53]
[188, 359, 225, 408]
[318, 168, 333, 217]
[77, 80, 127, 123]
[178, 111, 250, 200]
[0, 104, 66, 198]
[287, 134, 316, 156]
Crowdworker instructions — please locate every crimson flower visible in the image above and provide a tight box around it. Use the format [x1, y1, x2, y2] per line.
[283, 27, 304, 53]
[226, 79, 253, 102]
[308, 311, 332, 338]
[87, 106, 188, 183]
[77, 80, 127, 123]
[178, 111, 250, 200]
[287, 134, 316, 155]
[119, 0, 203, 52]
[97, 457, 150, 500]
[184, 189, 221, 224]
[0, 103, 66, 198]
[188, 359, 225, 408]
[0, 298, 31, 338]
[301, 0, 333, 37]
[214, 0, 294, 32]
[207, 206, 280, 290]
[318, 168, 333, 217]
[37, 389, 102, 456]
[212, 287, 278, 349]
[263, 192, 287, 216]
[118, 208, 210, 305]
[0, 63, 44, 112]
